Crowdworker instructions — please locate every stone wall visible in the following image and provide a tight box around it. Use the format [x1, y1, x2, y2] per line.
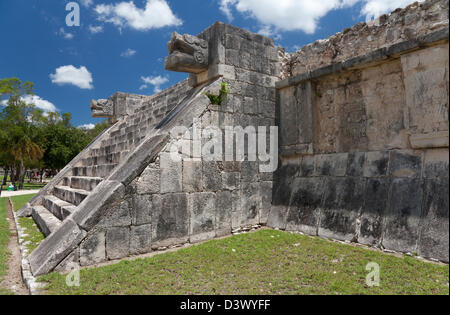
[282, 0, 449, 78]
[52, 23, 280, 270]
[271, 0, 449, 262]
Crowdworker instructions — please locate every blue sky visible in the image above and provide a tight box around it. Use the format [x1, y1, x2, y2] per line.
[0, 0, 416, 128]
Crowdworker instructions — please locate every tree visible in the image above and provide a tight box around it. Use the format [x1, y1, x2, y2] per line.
[0, 78, 44, 189]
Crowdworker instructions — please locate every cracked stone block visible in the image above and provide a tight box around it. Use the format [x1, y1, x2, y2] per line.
[130, 224, 152, 255]
[80, 230, 106, 266]
[106, 226, 130, 260]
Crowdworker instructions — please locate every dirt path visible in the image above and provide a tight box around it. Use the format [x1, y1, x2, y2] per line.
[0, 199, 28, 295]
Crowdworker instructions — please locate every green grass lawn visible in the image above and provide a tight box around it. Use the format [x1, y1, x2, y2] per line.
[10, 194, 37, 212]
[0, 197, 13, 295]
[38, 229, 449, 295]
[9, 194, 44, 254]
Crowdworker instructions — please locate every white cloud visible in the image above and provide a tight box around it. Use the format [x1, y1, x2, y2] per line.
[1, 95, 58, 112]
[218, 0, 417, 34]
[361, 0, 421, 21]
[50, 65, 94, 90]
[78, 123, 96, 130]
[140, 75, 169, 93]
[59, 27, 74, 39]
[121, 48, 137, 57]
[81, 0, 94, 7]
[94, 0, 182, 31]
[88, 25, 104, 34]
[219, 0, 237, 21]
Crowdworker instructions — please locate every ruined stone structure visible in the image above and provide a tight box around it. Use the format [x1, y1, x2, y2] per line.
[18, 0, 448, 277]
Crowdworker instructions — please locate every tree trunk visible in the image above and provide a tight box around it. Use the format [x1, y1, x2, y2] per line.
[2, 168, 8, 186]
[18, 158, 25, 190]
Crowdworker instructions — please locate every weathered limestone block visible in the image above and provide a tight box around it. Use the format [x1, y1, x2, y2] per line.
[346, 152, 365, 177]
[216, 191, 232, 237]
[222, 172, 239, 191]
[160, 152, 182, 193]
[98, 200, 132, 228]
[260, 181, 273, 225]
[267, 164, 299, 229]
[135, 166, 160, 194]
[152, 193, 189, 247]
[202, 161, 222, 191]
[285, 177, 324, 236]
[318, 177, 365, 241]
[106, 226, 130, 260]
[363, 151, 389, 177]
[382, 178, 423, 254]
[358, 178, 389, 246]
[131, 194, 152, 226]
[401, 43, 449, 135]
[80, 230, 106, 266]
[240, 182, 260, 226]
[189, 192, 216, 242]
[299, 156, 315, 177]
[315, 153, 348, 177]
[423, 148, 449, 179]
[389, 150, 423, 178]
[130, 224, 152, 255]
[183, 160, 202, 192]
[418, 178, 449, 262]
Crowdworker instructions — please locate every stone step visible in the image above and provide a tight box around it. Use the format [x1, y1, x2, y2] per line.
[53, 186, 90, 206]
[63, 176, 103, 191]
[72, 164, 117, 178]
[81, 151, 128, 166]
[32, 206, 62, 237]
[42, 195, 77, 221]
[90, 142, 130, 157]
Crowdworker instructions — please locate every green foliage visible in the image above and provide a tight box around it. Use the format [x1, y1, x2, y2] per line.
[0, 77, 110, 188]
[38, 229, 449, 295]
[205, 82, 230, 106]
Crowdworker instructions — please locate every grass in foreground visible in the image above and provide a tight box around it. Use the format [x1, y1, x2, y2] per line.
[0, 197, 13, 295]
[9, 194, 44, 253]
[10, 194, 36, 212]
[39, 229, 449, 295]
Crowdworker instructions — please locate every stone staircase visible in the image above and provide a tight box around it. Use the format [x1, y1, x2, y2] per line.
[28, 80, 191, 241]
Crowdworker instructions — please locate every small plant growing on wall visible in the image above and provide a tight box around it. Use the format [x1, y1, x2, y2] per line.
[205, 82, 230, 106]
